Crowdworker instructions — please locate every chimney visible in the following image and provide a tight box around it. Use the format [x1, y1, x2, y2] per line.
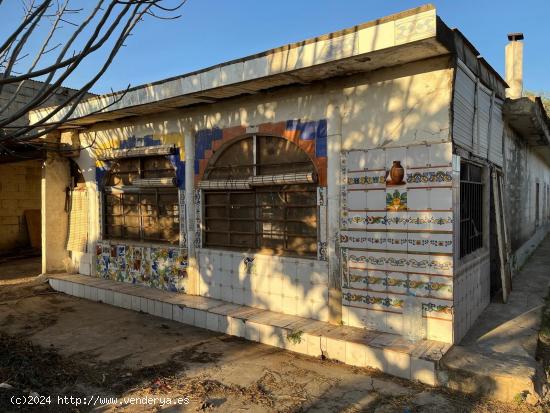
[505, 32, 524, 99]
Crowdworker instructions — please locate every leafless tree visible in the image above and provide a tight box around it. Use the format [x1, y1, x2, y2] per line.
[0, 0, 186, 151]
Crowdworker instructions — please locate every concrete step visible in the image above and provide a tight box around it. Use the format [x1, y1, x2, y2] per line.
[439, 346, 545, 404]
[47, 273, 451, 386]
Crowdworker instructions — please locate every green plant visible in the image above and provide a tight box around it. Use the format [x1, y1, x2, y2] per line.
[286, 330, 304, 345]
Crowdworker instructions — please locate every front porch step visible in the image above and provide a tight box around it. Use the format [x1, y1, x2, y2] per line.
[47, 273, 451, 385]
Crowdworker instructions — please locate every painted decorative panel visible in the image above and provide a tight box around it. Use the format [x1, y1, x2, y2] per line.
[340, 143, 454, 343]
[95, 242, 188, 292]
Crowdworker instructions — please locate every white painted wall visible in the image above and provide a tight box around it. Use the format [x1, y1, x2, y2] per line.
[64, 56, 453, 332]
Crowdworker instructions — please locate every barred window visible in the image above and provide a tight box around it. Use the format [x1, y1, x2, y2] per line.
[201, 135, 318, 256]
[103, 156, 179, 244]
[460, 161, 483, 257]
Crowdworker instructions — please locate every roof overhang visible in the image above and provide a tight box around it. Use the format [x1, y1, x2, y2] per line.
[503, 97, 550, 163]
[27, 4, 503, 130]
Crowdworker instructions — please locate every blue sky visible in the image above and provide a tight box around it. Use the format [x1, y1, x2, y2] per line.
[1, 1, 549, 94]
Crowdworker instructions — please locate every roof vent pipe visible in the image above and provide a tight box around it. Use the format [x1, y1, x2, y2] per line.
[505, 32, 524, 99]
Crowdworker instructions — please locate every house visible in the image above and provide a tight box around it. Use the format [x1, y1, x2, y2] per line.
[29, 4, 550, 381]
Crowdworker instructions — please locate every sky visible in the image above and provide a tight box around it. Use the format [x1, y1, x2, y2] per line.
[1, 0, 549, 95]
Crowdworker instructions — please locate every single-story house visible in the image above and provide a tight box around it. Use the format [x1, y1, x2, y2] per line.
[29, 4, 550, 378]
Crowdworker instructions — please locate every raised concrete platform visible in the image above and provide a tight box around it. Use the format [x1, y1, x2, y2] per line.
[47, 273, 451, 386]
[440, 235, 550, 403]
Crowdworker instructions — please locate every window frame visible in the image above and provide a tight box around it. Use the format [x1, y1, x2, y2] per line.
[201, 134, 319, 257]
[102, 155, 180, 245]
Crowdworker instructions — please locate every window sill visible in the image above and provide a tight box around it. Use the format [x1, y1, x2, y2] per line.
[101, 238, 181, 249]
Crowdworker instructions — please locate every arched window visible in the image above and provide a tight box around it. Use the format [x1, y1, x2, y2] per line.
[200, 135, 318, 256]
[103, 155, 179, 244]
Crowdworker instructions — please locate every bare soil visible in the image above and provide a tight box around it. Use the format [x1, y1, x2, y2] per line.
[0, 257, 544, 412]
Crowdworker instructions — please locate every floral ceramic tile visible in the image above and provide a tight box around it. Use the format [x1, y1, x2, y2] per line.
[385, 189, 407, 211]
[366, 270, 387, 292]
[407, 211, 431, 231]
[429, 254, 453, 276]
[422, 297, 453, 320]
[385, 251, 408, 272]
[385, 272, 408, 295]
[340, 230, 369, 249]
[366, 232, 387, 250]
[406, 168, 452, 187]
[429, 233, 453, 254]
[407, 232, 431, 254]
[429, 276, 453, 300]
[407, 273, 431, 297]
[365, 213, 387, 230]
[386, 232, 408, 252]
[386, 211, 408, 230]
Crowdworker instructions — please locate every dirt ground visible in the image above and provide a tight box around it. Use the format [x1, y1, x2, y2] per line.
[0, 258, 544, 412]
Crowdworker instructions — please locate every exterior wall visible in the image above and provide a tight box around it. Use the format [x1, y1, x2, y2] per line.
[0, 160, 42, 252]
[42, 154, 70, 273]
[63, 56, 454, 337]
[340, 142, 454, 343]
[503, 125, 550, 271]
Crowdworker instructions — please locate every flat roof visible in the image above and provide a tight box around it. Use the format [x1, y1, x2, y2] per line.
[29, 4, 506, 129]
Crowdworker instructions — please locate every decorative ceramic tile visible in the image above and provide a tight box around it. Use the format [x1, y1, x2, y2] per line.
[407, 273, 431, 297]
[365, 213, 387, 230]
[193, 189, 202, 248]
[317, 187, 328, 261]
[429, 254, 453, 276]
[422, 298, 453, 320]
[386, 211, 408, 230]
[406, 168, 452, 187]
[347, 172, 386, 189]
[406, 253, 431, 273]
[385, 189, 407, 211]
[428, 233, 453, 254]
[385, 293, 405, 312]
[95, 242, 188, 292]
[429, 276, 453, 300]
[385, 272, 408, 295]
[386, 232, 408, 252]
[348, 250, 386, 271]
[366, 232, 387, 250]
[366, 270, 387, 292]
[385, 252, 408, 272]
[340, 230, 369, 249]
[178, 189, 187, 248]
[348, 267, 367, 290]
[407, 232, 431, 254]
[407, 211, 431, 231]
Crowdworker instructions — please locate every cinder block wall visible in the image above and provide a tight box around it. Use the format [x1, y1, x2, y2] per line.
[0, 160, 42, 252]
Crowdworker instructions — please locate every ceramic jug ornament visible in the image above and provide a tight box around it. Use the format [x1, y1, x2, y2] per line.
[387, 160, 405, 186]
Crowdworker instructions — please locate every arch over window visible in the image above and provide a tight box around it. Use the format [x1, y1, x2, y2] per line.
[201, 135, 318, 256]
[103, 155, 179, 244]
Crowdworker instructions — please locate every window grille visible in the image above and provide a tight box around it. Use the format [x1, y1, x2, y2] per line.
[202, 135, 318, 256]
[103, 155, 179, 244]
[460, 161, 483, 257]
